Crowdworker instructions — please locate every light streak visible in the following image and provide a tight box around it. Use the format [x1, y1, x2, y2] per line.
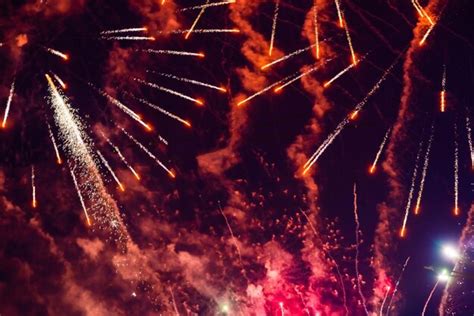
[419, 22, 437, 46]
[120, 127, 175, 178]
[334, 0, 344, 27]
[454, 121, 459, 216]
[385, 257, 411, 316]
[279, 302, 285, 316]
[324, 62, 356, 88]
[52, 72, 67, 89]
[101, 36, 155, 41]
[218, 201, 242, 263]
[185, 0, 210, 40]
[100, 27, 147, 35]
[379, 286, 391, 316]
[466, 112, 474, 169]
[369, 127, 391, 174]
[440, 65, 446, 112]
[2, 78, 15, 128]
[414, 122, 435, 214]
[133, 78, 204, 105]
[179, 1, 235, 11]
[104, 136, 141, 181]
[261, 43, 318, 70]
[269, 0, 280, 56]
[421, 280, 440, 316]
[142, 49, 205, 58]
[148, 71, 226, 92]
[274, 63, 324, 92]
[44, 47, 69, 60]
[97, 150, 125, 191]
[158, 28, 240, 35]
[31, 165, 37, 208]
[69, 165, 92, 226]
[411, 0, 424, 17]
[47, 122, 62, 164]
[342, 11, 357, 65]
[313, 3, 320, 59]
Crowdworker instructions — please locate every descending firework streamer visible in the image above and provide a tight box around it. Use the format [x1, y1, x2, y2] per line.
[185, 0, 210, 40]
[466, 112, 474, 169]
[400, 136, 424, 238]
[313, 3, 320, 59]
[275, 62, 329, 93]
[303, 53, 402, 174]
[100, 27, 147, 35]
[334, 0, 344, 27]
[157, 28, 240, 35]
[103, 136, 141, 180]
[269, 0, 280, 56]
[133, 77, 204, 105]
[147, 71, 226, 92]
[97, 150, 125, 192]
[69, 165, 91, 226]
[51, 72, 67, 90]
[353, 184, 370, 315]
[421, 280, 440, 316]
[179, 0, 235, 11]
[414, 122, 435, 214]
[342, 11, 357, 65]
[43, 47, 69, 60]
[101, 36, 155, 41]
[142, 49, 205, 58]
[369, 127, 391, 174]
[2, 78, 15, 128]
[261, 42, 318, 70]
[218, 202, 242, 263]
[47, 122, 62, 164]
[31, 165, 37, 208]
[440, 65, 446, 112]
[120, 127, 175, 178]
[324, 60, 359, 88]
[379, 286, 391, 316]
[385, 257, 411, 315]
[453, 121, 459, 216]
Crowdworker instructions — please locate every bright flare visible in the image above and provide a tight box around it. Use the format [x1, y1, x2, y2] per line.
[2, 78, 15, 128]
[52, 72, 67, 90]
[442, 244, 460, 260]
[269, 0, 280, 56]
[44, 47, 69, 60]
[369, 127, 391, 174]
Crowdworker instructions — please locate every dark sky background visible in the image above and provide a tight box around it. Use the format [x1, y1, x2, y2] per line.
[0, 0, 473, 315]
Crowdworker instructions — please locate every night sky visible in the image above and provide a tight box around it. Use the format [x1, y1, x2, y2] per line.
[0, 0, 473, 315]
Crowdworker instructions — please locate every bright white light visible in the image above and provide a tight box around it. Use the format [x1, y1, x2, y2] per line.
[221, 303, 229, 313]
[437, 269, 450, 282]
[442, 244, 460, 260]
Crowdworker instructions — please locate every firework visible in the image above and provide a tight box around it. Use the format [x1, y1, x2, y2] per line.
[69, 165, 92, 226]
[101, 36, 155, 41]
[453, 121, 459, 216]
[52, 72, 67, 90]
[179, 1, 235, 11]
[414, 122, 435, 215]
[2, 78, 15, 128]
[334, 0, 344, 27]
[142, 49, 205, 58]
[126, 93, 191, 127]
[342, 11, 357, 65]
[379, 286, 391, 316]
[440, 65, 446, 112]
[97, 150, 125, 192]
[269, 0, 280, 56]
[103, 136, 141, 181]
[411, 0, 424, 17]
[400, 136, 424, 238]
[313, 4, 320, 59]
[100, 27, 147, 35]
[261, 43, 318, 70]
[31, 165, 37, 208]
[353, 184, 370, 315]
[158, 28, 240, 35]
[279, 302, 285, 316]
[466, 112, 474, 169]
[90, 84, 152, 130]
[385, 257, 411, 315]
[369, 127, 391, 174]
[133, 78, 204, 106]
[185, 0, 210, 40]
[274, 63, 323, 93]
[44, 47, 69, 60]
[218, 202, 242, 262]
[148, 71, 226, 92]
[419, 22, 436, 46]
[120, 127, 175, 178]
[323, 62, 356, 88]
[47, 122, 62, 164]
[421, 280, 440, 316]
[169, 287, 180, 315]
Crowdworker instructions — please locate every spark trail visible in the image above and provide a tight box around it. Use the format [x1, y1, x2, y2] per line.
[379, 286, 391, 316]
[44, 47, 69, 60]
[313, 4, 320, 59]
[342, 11, 357, 65]
[97, 150, 125, 192]
[453, 121, 459, 216]
[31, 165, 37, 208]
[218, 201, 242, 263]
[101, 36, 155, 41]
[334, 0, 344, 27]
[90, 84, 152, 130]
[324, 62, 356, 88]
[179, 1, 235, 11]
[100, 27, 147, 35]
[369, 127, 391, 174]
[148, 71, 226, 92]
[385, 257, 411, 316]
[126, 93, 191, 127]
[133, 78, 204, 105]
[185, 0, 210, 40]
[440, 65, 446, 112]
[421, 280, 439, 316]
[303, 54, 402, 174]
[47, 122, 62, 164]
[414, 122, 435, 215]
[274, 63, 326, 92]
[466, 112, 474, 169]
[400, 136, 424, 238]
[69, 165, 91, 226]
[120, 127, 175, 178]
[142, 49, 205, 58]
[52, 72, 67, 89]
[353, 184, 370, 316]
[261, 43, 318, 70]
[158, 29, 240, 35]
[104, 136, 141, 180]
[2, 78, 15, 128]
[269, 0, 280, 56]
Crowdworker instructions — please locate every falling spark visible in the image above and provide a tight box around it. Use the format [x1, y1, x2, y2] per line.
[421, 280, 440, 316]
[414, 122, 435, 215]
[261, 43, 318, 70]
[159, 28, 240, 35]
[411, 0, 424, 17]
[453, 121, 459, 216]
[2, 78, 15, 128]
[440, 65, 446, 112]
[353, 184, 370, 316]
[324, 62, 356, 88]
[97, 150, 125, 192]
[47, 122, 62, 164]
[52, 72, 67, 89]
[126, 93, 191, 127]
[334, 0, 344, 27]
[274, 63, 323, 92]
[218, 201, 242, 263]
[415, 0, 435, 25]
[369, 127, 391, 174]
[69, 166, 92, 226]
[185, 0, 210, 40]
[101, 36, 155, 41]
[103, 136, 141, 180]
[400, 136, 424, 238]
[133, 78, 204, 105]
[379, 286, 391, 316]
[313, 4, 320, 59]
[466, 112, 474, 169]
[148, 71, 226, 92]
[44, 47, 69, 60]
[100, 27, 147, 35]
[142, 49, 205, 58]
[89, 84, 152, 130]
[169, 287, 180, 316]
[120, 127, 175, 178]
[269, 0, 280, 56]
[385, 257, 411, 316]
[303, 54, 402, 174]
[179, 0, 235, 11]
[279, 302, 285, 316]
[342, 11, 357, 65]
[31, 165, 37, 208]
[419, 22, 437, 46]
